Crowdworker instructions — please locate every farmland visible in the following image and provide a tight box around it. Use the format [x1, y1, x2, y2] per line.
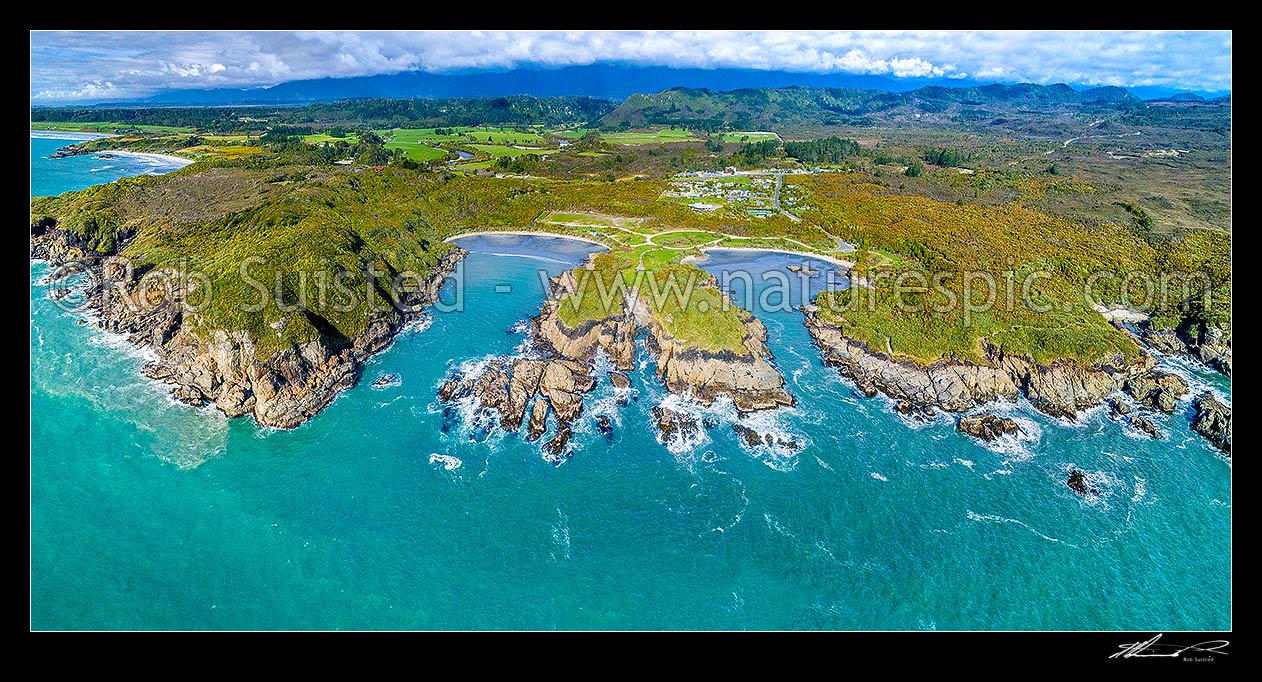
[602, 128, 702, 145]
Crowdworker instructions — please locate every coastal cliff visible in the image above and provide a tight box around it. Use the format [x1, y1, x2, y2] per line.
[803, 308, 1154, 419]
[33, 222, 464, 429]
[636, 289, 794, 413]
[1142, 325, 1232, 377]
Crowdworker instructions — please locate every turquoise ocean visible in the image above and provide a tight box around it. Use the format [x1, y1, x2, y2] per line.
[30, 132, 1231, 630]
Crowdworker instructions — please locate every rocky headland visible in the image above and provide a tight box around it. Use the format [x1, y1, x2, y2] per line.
[803, 308, 1154, 420]
[33, 220, 464, 429]
[437, 260, 794, 458]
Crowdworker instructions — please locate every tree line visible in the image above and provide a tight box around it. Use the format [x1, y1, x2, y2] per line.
[732, 136, 863, 166]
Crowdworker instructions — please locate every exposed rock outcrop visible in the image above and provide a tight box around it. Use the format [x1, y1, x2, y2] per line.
[438, 377, 473, 402]
[1191, 392, 1231, 454]
[1198, 327, 1232, 376]
[1140, 324, 1232, 377]
[595, 415, 613, 435]
[543, 424, 573, 465]
[1130, 415, 1163, 439]
[538, 359, 595, 423]
[956, 414, 1021, 441]
[731, 423, 800, 450]
[732, 423, 763, 447]
[33, 223, 466, 429]
[371, 373, 399, 388]
[653, 405, 699, 444]
[608, 371, 630, 389]
[533, 269, 636, 371]
[527, 398, 550, 441]
[503, 359, 545, 430]
[473, 364, 511, 414]
[804, 309, 1153, 419]
[1108, 398, 1132, 417]
[1067, 469, 1100, 496]
[1124, 370, 1188, 413]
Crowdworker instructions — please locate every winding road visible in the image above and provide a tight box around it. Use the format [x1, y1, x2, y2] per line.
[772, 173, 802, 222]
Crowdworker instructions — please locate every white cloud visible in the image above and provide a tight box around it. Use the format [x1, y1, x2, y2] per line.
[29, 30, 1232, 102]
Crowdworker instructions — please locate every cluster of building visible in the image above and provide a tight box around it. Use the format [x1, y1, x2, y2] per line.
[665, 179, 774, 212]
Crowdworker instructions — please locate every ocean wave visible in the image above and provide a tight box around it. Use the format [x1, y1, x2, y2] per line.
[959, 403, 1044, 463]
[1061, 465, 1123, 511]
[1152, 353, 1231, 404]
[428, 453, 463, 471]
[31, 130, 114, 141]
[651, 393, 715, 464]
[1131, 475, 1148, 505]
[708, 472, 749, 534]
[550, 508, 571, 561]
[966, 510, 1080, 549]
[733, 407, 807, 472]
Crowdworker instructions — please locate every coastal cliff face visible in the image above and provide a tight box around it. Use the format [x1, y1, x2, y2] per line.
[803, 309, 1154, 419]
[533, 269, 637, 371]
[637, 295, 794, 412]
[1191, 392, 1231, 454]
[439, 262, 794, 459]
[1142, 325, 1232, 376]
[33, 223, 464, 429]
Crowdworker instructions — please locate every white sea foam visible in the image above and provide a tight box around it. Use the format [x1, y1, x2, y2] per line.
[550, 508, 571, 561]
[953, 458, 975, 470]
[652, 393, 714, 462]
[402, 315, 433, 336]
[428, 453, 463, 470]
[763, 513, 796, 539]
[958, 403, 1044, 463]
[1062, 465, 1123, 510]
[369, 374, 402, 390]
[966, 510, 1080, 549]
[870, 472, 889, 482]
[1131, 476, 1148, 504]
[375, 395, 407, 409]
[733, 407, 807, 472]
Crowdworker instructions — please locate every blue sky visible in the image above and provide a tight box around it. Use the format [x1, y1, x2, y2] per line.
[30, 30, 1232, 102]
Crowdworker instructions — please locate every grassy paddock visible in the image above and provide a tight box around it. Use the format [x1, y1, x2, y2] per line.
[603, 129, 702, 145]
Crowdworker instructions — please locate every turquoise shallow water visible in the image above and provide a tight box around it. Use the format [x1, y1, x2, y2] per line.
[30, 133, 188, 196]
[30, 134, 1231, 630]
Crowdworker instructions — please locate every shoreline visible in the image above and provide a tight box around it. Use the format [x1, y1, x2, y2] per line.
[103, 150, 195, 167]
[445, 230, 612, 249]
[690, 246, 855, 270]
[31, 129, 116, 142]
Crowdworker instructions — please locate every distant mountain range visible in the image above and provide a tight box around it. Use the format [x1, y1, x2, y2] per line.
[99, 64, 1226, 106]
[597, 83, 1232, 131]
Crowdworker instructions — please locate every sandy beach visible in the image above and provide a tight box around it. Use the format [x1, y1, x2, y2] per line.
[103, 150, 195, 167]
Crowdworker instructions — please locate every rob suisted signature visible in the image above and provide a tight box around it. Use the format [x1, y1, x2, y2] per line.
[1111, 634, 1229, 660]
